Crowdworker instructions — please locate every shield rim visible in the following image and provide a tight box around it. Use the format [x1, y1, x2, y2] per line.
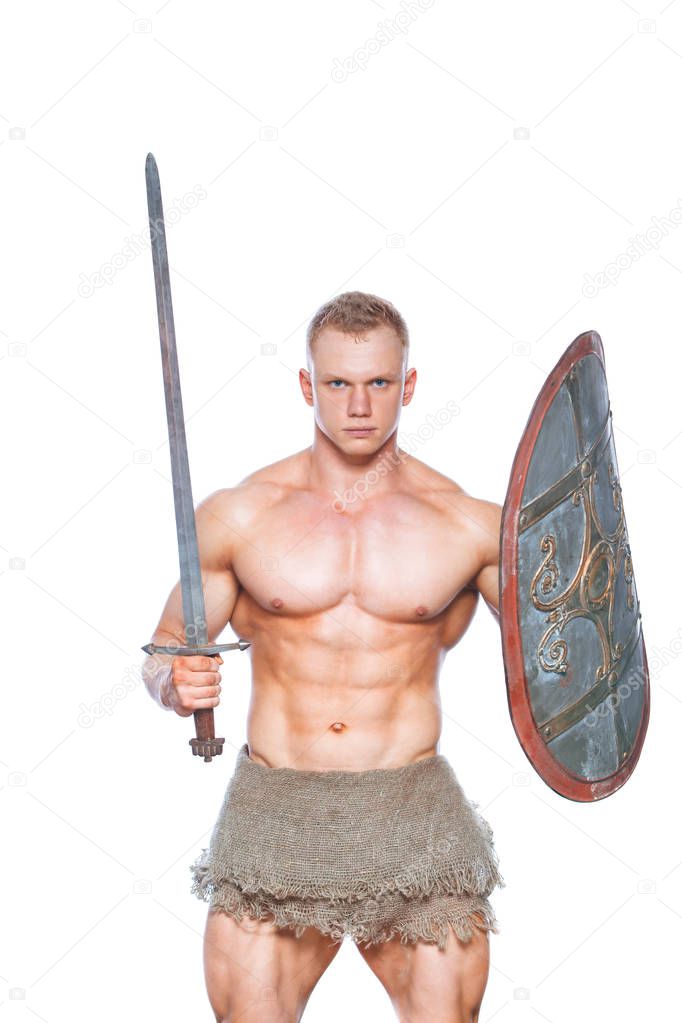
[499, 330, 650, 802]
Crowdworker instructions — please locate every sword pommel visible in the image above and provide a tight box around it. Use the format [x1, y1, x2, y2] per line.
[189, 736, 226, 763]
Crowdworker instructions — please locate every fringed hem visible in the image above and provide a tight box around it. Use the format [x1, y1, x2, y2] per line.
[353, 898, 501, 952]
[190, 847, 505, 903]
[196, 878, 500, 953]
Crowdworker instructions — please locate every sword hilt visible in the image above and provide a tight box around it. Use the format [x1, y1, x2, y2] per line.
[140, 640, 251, 656]
[141, 638, 250, 762]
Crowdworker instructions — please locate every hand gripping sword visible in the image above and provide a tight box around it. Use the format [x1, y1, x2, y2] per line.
[141, 153, 250, 763]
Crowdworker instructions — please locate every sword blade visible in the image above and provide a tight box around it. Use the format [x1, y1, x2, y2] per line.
[145, 153, 208, 649]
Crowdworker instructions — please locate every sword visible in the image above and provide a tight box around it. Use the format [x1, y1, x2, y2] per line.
[141, 153, 250, 763]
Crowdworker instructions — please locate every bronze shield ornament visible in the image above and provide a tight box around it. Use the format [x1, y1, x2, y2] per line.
[500, 331, 650, 801]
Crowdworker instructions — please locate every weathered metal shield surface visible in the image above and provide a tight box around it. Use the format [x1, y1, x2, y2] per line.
[500, 331, 650, 801]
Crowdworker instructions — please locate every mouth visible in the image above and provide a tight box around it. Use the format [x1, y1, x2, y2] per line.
[343, 427, 376, 436]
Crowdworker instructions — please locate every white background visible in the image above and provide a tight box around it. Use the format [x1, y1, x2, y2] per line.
[1, 1, 679, 1020]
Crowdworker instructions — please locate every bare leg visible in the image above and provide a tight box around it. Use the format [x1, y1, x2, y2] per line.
[354, 912, 491, 1023]
[203, 907, 343, 1022]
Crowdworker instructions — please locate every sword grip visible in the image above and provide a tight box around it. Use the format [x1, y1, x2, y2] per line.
[190, 708, 225, 763]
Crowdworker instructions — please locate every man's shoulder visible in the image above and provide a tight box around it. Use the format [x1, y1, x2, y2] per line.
[234, 449, 311, 511]
[198, 449, 309, 522]
[452, 493, 503, 536]
[403, 454, 502, 537]
[401, 452, 465, 499]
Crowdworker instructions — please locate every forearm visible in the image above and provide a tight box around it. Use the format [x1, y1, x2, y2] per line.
[141, 652, 174, 711]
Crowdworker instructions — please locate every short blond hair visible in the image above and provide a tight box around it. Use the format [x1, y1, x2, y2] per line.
[306, 291, 409, 368]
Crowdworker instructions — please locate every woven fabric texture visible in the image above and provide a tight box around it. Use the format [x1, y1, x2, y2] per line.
[190, 742, 505, 951]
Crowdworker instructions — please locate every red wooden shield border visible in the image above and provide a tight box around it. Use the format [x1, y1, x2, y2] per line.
[499, 330, 650, 801]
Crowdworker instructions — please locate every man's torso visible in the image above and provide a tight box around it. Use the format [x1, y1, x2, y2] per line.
[211, 448, 495, 770]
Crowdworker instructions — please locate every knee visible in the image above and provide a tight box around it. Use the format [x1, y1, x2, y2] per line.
[210, 985, 299, 1023]
[398, 993, 482, 1023]
[212, 1007, 294, 1023]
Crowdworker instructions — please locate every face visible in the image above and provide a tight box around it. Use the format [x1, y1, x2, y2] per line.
[299, 323, 416, 455]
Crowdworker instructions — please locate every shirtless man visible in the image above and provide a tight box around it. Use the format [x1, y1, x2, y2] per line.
[143, 292, 503, 1023]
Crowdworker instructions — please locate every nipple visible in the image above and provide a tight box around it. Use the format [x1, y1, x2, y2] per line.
[416, 605, 428, 617]
[271, 597, 284, 609]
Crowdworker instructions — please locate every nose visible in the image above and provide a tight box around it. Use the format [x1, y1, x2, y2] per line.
[347, 385, 372, 417]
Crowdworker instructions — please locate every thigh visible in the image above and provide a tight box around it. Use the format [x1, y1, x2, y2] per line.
[355, 910, 491, 1023]
[203, 906, 343, 1022]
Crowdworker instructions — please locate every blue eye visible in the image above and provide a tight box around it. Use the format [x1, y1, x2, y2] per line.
[327, 378, 388, 388]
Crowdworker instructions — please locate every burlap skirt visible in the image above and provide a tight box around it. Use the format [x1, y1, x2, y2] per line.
[190, 743, 505, 951]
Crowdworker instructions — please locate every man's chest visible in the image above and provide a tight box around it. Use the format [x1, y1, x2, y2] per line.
[231, 493, 477, 623]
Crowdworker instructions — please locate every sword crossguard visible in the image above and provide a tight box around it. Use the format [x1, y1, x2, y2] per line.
[141, 640, 251, 656]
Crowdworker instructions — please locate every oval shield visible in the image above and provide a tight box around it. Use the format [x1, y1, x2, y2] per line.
[500, 331, 650, 801]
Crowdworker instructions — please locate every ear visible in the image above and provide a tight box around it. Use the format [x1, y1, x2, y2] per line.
[299, 368, 314, 407]
[402, 367, 417, 406]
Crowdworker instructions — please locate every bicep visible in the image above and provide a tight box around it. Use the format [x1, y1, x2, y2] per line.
[151, 567, 240, 645]
[473, 562, 500, 618]
[150, 489, 241, 644]
[464, 499, 502, 618]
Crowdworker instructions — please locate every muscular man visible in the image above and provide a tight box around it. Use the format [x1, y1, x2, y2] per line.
[143, 291, 505, 1023]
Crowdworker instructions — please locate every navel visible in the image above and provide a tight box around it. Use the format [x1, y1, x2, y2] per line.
[330, 721, 346, 732]
[271, 597, 284, 609]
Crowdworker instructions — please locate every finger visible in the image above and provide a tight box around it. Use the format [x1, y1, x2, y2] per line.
[184, 691, 221, 707]
[181, 683, 220, 699]
[187, 693, 221, 709]
[177, 655, 216, 672]
[181, 670, 221, 687]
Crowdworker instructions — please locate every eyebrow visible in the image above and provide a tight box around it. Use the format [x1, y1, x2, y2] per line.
[319, 373, 398, 382]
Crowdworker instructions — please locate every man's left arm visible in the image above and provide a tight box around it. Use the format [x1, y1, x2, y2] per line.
[461, 498, 503, 624]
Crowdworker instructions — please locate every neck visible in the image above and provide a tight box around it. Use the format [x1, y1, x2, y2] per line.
[306, 425, 409, 508]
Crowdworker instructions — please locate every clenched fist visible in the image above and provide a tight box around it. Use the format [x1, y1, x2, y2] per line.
[160, 653, 224, 717]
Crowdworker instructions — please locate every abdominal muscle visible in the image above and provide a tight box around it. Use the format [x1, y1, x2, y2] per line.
[240, 615, 445, 772]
